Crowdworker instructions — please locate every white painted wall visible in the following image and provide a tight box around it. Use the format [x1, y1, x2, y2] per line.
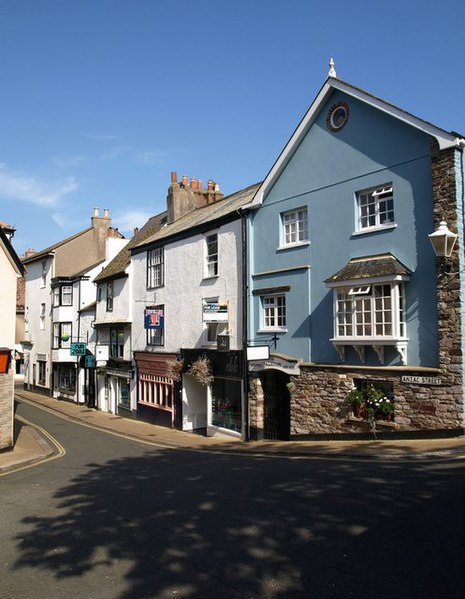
[0, 249, 18, 348]
[24, 256, 54, 388]
[131, 219, 243, 353]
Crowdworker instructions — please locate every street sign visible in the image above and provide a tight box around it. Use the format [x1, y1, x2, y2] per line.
[70, 342, 87, 356]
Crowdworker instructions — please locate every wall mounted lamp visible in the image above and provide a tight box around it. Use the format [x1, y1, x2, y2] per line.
[428, 220, 457, 258]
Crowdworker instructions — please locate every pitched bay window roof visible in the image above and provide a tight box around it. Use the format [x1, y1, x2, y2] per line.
[325, 254, 412, 365]
[325, 253, 411, 286]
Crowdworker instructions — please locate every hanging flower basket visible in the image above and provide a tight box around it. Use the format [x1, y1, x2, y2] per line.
[61, 334, 70, 342]
[188, 355, 213, 386]
[166, 358, 184, 381]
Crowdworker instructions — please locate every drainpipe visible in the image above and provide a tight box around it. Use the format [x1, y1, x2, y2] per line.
[239, 207, 250, 441]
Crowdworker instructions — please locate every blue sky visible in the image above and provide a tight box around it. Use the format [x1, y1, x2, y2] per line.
[1, 0, 465, 255]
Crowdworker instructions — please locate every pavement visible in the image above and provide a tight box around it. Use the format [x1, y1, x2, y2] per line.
[2, 383, 465, 474]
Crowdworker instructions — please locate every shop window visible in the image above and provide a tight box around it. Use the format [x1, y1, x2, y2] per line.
[38, 361, 46, 386]
[119, 380, 130, 408]
[211, 378, 242, 433]
[57, 364, 76, 392]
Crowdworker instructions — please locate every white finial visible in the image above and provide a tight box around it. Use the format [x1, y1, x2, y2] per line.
[328, 57, 337, 78]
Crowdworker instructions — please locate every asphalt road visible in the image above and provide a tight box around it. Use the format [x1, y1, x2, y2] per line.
[2, 400, 465, 599]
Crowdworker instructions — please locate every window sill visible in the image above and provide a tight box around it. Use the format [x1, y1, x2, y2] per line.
[202, 275, 219, 282]
[277, 241, 310, 252]
[352, 223, 397, 237]
[257, 328, 288, 334]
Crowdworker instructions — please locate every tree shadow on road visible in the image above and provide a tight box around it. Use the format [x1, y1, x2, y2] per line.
[12, 448, 465, 598]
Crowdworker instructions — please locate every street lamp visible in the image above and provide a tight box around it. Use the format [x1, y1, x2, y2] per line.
[428, 221, 457, 258]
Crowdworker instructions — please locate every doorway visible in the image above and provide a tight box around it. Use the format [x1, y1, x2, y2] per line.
[261, 370, 290, 440]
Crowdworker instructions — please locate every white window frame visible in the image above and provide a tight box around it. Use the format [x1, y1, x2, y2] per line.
[261, 294, 287, 331]
[281, 207, 308, 248]
[40, 303, 46, 330]
[329, 276, 408, 364]
[41, 261, 47, 287]
[205, 233, 218, 278]
[356, 184, 395, 232]
[147, 247, 164, 289]
[106, 281, 114, 312]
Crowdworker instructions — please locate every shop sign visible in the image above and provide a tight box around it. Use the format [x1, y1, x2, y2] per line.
[249, 356, 301, 375]
[203, 303, 228, 323]
[217, 335, 230, 352]
[247, 346, 270, 361]
[401, 375, 442, 386]
[85, 355, 96, 369]
[144, 308, 164, 330]
[70, 342, 87, 356]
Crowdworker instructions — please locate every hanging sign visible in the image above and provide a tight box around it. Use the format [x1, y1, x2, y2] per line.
[70, 342, 87, 356]
[144, 308, 164, 330]
[203, 303, 228, 323]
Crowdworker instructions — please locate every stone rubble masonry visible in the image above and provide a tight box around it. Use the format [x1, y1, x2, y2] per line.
[248, 143, 465, 438]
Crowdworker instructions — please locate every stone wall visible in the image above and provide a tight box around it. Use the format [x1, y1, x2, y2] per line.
[288, 364, 462, 437]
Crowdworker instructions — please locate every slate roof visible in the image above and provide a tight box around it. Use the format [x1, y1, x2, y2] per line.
[132, 182, 261, 252]
[94, 211, 167, 283]
[325, 253, 411, 285]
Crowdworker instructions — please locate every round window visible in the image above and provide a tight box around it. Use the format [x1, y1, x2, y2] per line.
[327, 102, 349, 132]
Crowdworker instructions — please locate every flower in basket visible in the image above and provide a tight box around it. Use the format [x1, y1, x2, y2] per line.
[347, 387, 364, 417]
[347, 387, 364, 407]
[365, 385, 395, 419]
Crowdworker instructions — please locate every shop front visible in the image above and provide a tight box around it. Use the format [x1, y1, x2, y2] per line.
[181, 348, 244, 438]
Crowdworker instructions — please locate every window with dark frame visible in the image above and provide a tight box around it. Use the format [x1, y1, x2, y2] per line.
[110, 328, 124, 358]
[53, 322, 72, 348]
[147, 305, 164, 346]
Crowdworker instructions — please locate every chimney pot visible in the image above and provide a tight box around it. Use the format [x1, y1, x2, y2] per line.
[197, 179, 203, 191]
[181, 175, 188, 187]
[103, 208, 110, 218]
[207, 180, 214, 191]
[190, 178, 197, 189]
[93, 208, 99, 217]
[170, 171, 177, 184]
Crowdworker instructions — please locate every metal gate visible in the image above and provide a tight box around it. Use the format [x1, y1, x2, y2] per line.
[261, 371, 290, 440]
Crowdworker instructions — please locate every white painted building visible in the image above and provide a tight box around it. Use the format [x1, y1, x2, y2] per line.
[23, 209, 127, 402]
[130, 174, 259, 437]
[0, 227, 24, 449]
